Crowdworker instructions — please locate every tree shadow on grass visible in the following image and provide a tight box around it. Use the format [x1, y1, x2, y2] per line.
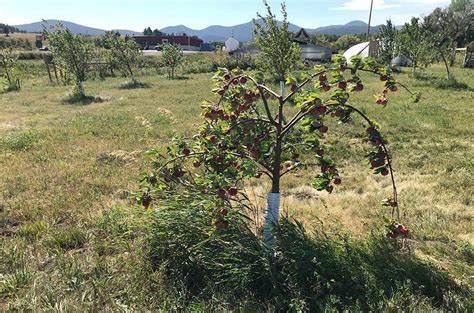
[118, 80, 152, 90]
[168, 76, 189, 81]
[62, 94, 106, 105]
[413, 73, 473, 91]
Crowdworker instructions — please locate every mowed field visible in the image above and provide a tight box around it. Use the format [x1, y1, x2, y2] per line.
[0, 59, 473, 309]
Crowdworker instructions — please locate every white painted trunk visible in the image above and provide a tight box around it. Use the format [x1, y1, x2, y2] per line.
[262, 192, 281, 247]
[280, 81, 285, 97]
[79, 81, 85, 96]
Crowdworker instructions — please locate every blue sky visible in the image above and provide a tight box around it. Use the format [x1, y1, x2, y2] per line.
[0, 0, 451, 30]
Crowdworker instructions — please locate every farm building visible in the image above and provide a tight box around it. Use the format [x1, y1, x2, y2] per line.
[230, 28, 332, 62]
[343, 41, 379, 63]
[131, 35, 203, 51]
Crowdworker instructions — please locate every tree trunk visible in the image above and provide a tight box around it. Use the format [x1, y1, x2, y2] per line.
[45, 63, 52, 83]
[441, 53, 452, 80]
[263, 135, 282, 248]
[78, 81, 85, 97]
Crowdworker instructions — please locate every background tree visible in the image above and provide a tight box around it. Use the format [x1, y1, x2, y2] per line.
[103, 31, 142, 84]
[44, 24, 94, 97]
[423, 8, 456, 79]
[334, 35, 361, 53]
[377, 19, 397, 66]
[143, 27, 153, 35]
[253, 1, 301, 82]
[396, 18, 432, 75]
[161, 43, 183, 78]
[153, 29, 163, 36]
[4, 27, 10, 37]
[0, 47, 21, 91]
[449, 0, 474, 47]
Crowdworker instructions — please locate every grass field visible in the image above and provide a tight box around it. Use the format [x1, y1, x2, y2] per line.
[0, 59, 473, 310]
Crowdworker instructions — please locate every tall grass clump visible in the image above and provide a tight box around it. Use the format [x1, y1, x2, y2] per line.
[146, 187, 470, 311]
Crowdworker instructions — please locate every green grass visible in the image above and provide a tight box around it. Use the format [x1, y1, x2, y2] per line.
[0, 60, 473, 310]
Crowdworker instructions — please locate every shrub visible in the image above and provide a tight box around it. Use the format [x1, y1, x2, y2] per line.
[0, 130, 37, 151]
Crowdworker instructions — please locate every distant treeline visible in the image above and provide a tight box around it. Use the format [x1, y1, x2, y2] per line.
[0, 23, 26, 35]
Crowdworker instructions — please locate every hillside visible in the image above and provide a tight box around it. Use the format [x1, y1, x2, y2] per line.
[13, 19, 139, 36]
[14, 19, 382, 42]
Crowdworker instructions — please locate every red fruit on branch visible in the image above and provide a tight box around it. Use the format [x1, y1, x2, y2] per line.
[224, 74, 231, 80]
[366, 126, 375, 134]
[371, 159, 385, 168]
[338, 81, 347, 90]
[219, 208, 228, 216]
[333, 177, 342, 185]
[354, 83, 364, 91]
[228, 187, 238, 196]
[141, 194, 151, 209]
[210, 135, 218, 143]
[316, 148, 324, 157]
[217, 188, 227, 199]
[380, 74, 388, 81]
[322, 84, 331, 92]
[381, 98, 388, 105]
[244, 94, 253, 102]
[218, 89, 225, 96]
[182, 148, 191, 156]
[390, 85, 398, 92]
[232, 79, 239, 85]
[291, 84, 298, 92]
[325, 185, 334, 193]
[321, 165, 329, 173]
[319, 125, 328, 134]
[193, 161, 201, 168]
[311, 104, 327, 115]
[334, 108, 345, 118]
[319, 74, 327, 82]
[381, 168, 389, 176]
[240, 77, 248, 84]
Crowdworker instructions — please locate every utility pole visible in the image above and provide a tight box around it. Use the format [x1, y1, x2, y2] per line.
[366, 0, 374, 41]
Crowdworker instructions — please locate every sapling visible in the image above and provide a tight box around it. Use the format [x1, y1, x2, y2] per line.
[0, 47, 20, 91]
[43, 23, 93, 97]
[141, 55, 419, 247]
[103, 32, 142, 84]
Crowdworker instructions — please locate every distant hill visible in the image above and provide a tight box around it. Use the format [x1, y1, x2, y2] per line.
[13, 20, 139, 36]
[161, 19, 301, 43]
[309, 20, 381, 36]
[14, 19, 383, 42]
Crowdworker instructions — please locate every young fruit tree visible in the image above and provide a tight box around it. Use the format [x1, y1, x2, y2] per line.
[0, 47, 21, 91]
[140, 55, 419, 247]
[396, 18, 432, 75]
[103, 31, 142, 84]
[377, 19, 397, 66]
[160, 43, 183, 79]
[43, 24, 94, 97]
[253, 1, 301, 83]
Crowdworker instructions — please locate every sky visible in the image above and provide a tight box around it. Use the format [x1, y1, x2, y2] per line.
[0, 0, 451, 31]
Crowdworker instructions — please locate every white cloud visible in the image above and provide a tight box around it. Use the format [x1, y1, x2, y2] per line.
[401, 0, 449, 3]
[332, 0, 400, 11]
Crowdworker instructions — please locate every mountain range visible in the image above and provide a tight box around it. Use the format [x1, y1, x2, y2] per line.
[13, 19, 383, 42]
